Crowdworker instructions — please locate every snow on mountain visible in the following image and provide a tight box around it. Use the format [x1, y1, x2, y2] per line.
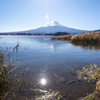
[44, 21, 62, 27]
[8, 21, 88, 34]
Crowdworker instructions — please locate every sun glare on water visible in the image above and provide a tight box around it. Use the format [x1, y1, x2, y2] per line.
[40, 78, 47, 85]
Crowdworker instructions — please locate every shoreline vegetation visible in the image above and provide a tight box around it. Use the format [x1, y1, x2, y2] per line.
[0, 45, 19, 99]
[0, 43, 28, 100]
[51, 31, 100, 45]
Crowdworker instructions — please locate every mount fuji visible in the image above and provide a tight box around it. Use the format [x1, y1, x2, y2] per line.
[10, 21, 88, 34]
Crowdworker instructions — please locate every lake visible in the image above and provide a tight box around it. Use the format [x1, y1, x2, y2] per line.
[0, 35, 100, 100]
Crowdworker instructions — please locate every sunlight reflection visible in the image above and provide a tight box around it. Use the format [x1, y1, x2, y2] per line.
[40, 78, 47, 85]
[44, 43, 54, 51]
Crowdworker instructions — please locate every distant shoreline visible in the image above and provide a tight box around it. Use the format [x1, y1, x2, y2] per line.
[0, 32, 70, 36]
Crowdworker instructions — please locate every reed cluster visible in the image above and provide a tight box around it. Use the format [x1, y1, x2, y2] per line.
[51, 31, 100, 44]
[0, 43, 23, 99]
[0, 50, 7, 89]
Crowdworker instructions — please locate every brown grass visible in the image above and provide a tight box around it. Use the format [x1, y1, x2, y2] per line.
[51, 34, 74, 41]
[0, 43, 25, 99]
[51, 31, 100, 44]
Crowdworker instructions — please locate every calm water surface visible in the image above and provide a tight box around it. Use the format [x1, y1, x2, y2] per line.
[0, 35, 100, 100]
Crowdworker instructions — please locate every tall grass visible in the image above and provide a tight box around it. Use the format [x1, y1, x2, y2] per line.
[51, 31, 100, 44]
[51, 34, 74, 41]
[71, 32, 100, 44]
[0, 49, 11, 99]
[0, 50, 7, 88]
[0, 43, 28, 100]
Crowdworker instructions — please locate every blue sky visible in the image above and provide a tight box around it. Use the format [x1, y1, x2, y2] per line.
[0, 0, 100, 32]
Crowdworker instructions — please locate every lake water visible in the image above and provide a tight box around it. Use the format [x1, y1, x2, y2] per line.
[0, 35, 100, 100]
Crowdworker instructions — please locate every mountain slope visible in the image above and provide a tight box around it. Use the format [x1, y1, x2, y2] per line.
[23, 26, 85, 34]
[9, 21, 88, 34]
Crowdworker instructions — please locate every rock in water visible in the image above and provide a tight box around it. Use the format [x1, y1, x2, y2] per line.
[67, 80, 75, 85]
[54, 74, 65, 84]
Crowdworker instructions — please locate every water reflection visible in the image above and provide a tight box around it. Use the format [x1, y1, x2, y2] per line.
[72, 43, 100, 50]
[44, 43, 54, 51]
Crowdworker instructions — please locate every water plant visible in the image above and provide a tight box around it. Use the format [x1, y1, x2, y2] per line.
[0, 49, 10, 99]
[75, 64, 100, 100]
[0, 43, 27, 100]
[0, 50, 8, 89]
[32, 89, 66, 100]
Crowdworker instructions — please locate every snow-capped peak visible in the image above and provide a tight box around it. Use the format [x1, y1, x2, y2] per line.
[44, 21, 62, 27]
